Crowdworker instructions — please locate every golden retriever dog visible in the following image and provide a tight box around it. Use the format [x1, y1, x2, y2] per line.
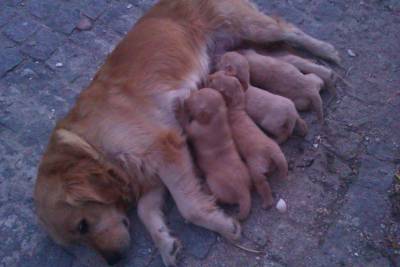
[217, 52, 308, 143]
[34, 0, 339, 265]
[176, 88, 251, 220]
[208, 72, 288, 209]
[240, 49, 326, 121]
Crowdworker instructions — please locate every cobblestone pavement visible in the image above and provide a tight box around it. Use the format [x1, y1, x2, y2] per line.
[1, 0, 400, 266]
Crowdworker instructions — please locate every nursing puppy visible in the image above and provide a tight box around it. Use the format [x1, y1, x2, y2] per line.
[240, 49, 325, 121]
[255, 44, 336, 94]
[208, 72, 288, 208]
[176, 89, 251, 220]
[218, 52, 308, 144]
[34, 0, 339, 265]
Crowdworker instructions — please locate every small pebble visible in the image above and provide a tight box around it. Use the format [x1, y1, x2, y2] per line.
[276, 199, 287, 213]
[127, 4, 133, 9]
[76, 17, 92, 31]
[313, 143, 319, 148]
[347, 49, 356, 57]
[55, 62, 63, 67]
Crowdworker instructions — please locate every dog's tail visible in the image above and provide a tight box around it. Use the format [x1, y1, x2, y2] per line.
[237, 189, 251, 221]
[293, 117, 308, 137]
[272, 149, 288, 181]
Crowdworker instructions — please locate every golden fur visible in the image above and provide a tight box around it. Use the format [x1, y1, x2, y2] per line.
[217, 52, 308, 143]
[240, 49, 326, 121]
[177, 88, 251, 220]
[34, 0, 339, 265]
[207, 72, 288, 208]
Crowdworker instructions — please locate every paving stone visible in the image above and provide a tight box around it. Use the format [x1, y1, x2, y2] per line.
[2, 0, 24, 7]
[45, 5, 81, 35]
[0, 34, 16, 49]
[21, 27, 65, 60]
[0, 47, 24, 77]
[71, 24, 121, 60]
[4, 60, 54, 97]
[2, 16, 40, 43]
[27, 0, 60, 19]
[0, 6, 16, 27]
[312, 1, 346, 23]
[99, 3, 143, 35]
[46, 42, 96, 82]
[80, 0, 109, 19]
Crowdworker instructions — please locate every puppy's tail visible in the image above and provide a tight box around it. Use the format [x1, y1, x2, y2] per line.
[237, 189, 251, 221]
[272, 149, 288, 181]
[311, 94, 324, 123]
[293, 117, 308, 137]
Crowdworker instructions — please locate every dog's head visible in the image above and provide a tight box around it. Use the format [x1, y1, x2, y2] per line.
[207, 71, 245, 108]
[185, 88, 225, 124]
[217, 52, 250, 90]
[34, 129, 132, 265]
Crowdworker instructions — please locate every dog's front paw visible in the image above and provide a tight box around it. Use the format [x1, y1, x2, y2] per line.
[159, 237, 182, 267]
[221, 217, 242, 241]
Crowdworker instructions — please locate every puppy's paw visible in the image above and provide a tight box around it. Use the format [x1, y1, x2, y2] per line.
[320, 42, 341, 65]
[262, 197, 274, 210]
[159, 237, 182, 267]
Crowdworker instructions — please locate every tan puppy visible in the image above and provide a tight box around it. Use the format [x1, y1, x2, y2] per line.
[254, 44, 336, 94]
[217, 52, 308, 144]
[240, 49, 325, 121]
[208, 72, 288, 208]
[176, 88, 251, 220]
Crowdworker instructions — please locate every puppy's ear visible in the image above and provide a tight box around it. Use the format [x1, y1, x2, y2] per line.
[224, 64, 236, 76]
[232, 76, 246, 92]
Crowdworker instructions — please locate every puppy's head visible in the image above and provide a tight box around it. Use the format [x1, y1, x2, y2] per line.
[185, 88, 224, 124]
[207, 71, 245, 108]
[34, 129, 132, 265]
[217, 52, 250, 90]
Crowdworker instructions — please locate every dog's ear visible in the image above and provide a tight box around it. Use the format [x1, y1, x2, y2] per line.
[53, 129, 131, 206]
[56, 129, 101, 160]
[64, 168, 124, 206]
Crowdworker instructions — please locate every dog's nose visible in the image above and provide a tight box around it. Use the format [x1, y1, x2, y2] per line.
[102, 251, 124, 265]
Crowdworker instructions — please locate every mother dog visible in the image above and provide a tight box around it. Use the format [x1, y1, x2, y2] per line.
[34, 0, 339, 265]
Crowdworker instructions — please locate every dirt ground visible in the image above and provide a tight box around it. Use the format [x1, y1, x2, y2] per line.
[0, 0, 399, 266]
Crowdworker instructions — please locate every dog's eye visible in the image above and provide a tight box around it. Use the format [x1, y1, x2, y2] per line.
[78, 219, 89, 235]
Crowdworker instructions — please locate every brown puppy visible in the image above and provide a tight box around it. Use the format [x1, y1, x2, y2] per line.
[240, 49, 325, 121]
[176, 88, 251, 220]
[254, 45, 336, 94]
[217, 52, 308, 144]
[208, 72, 288, 208]
[34, 0, 339, 265]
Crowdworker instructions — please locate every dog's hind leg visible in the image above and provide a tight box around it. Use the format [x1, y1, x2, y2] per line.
[149, 130, 241, 241]
[216, 0, 340, 63]
[138, 186, 181, 267]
